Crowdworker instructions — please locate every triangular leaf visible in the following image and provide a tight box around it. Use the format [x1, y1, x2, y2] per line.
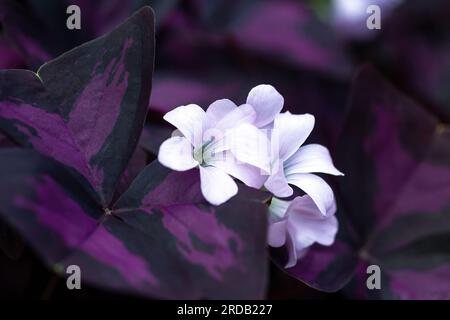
[284, 66, 450, 299]
[0, 7, 155, 206]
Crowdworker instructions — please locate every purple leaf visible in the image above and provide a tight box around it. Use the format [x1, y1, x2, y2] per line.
[0, 0, 176, 69]
[0, 38, 25, 69]
[0, 7, 155, 206]
[374, 0, 450, 121]
[0, 149, 269, 299]
[284, 66, 450, 299]
[273, 240, 358, 293]
[112, 146, 148, 201]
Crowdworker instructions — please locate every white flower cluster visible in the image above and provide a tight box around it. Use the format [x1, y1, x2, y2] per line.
[158, 85, 343, 267]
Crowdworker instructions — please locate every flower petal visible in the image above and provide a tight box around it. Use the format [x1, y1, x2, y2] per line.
[285, 144, 344, 176]
[264, 162, 293, 198]
[284, 232, 309, 268]
[286, 173, 335, 216]
[163, 104, 205, 148]
[205, 99, 237, 128]
[268, 220, 287, 248]
[305, 215, 338, 246]
[287, 195, 338, 248]
[273, 112, 315, 161]
[215, 104, 256, 131]
[246, 84, 284, 127]
[158, 136, 198, 171]
[225, 123, 271, 173]
[199, 165, 238, 205]
[289, 193, 337, 218]
[209, 151, 267, 189]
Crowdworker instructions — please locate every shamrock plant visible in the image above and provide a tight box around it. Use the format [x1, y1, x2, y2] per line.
[0, 8, 268, 299]
[0, 6, 343, 298]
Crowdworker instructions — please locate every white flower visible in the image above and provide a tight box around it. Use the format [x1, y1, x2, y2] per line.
[158, 100, 270, 206]
[268, 195, 338, 268]
[246, 84, 284, 128]
[264, 112, 344, 216]
[158, 84, 344, 267]
[158, 82, 343, 258]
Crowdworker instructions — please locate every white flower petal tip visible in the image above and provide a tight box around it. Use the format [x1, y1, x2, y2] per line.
[284, 247, 309, 269]
[205, 99, 238, 128]
[215, 104, 256, 131]
[158, 137, 198, 171]
[272, 112, 316, 161]
[246, 84, 284, 128]
[284, 144, 343, 177]
[163, 104, 206, 147]
[199, 166, 238, 206]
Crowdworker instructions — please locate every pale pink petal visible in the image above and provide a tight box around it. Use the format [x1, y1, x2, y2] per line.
[158, 136, 198, 171]
[209, 151, 267, 189]
[289, 193, 337, 218]
[215, 104, 256, 131]
[273, 112, 315, 161]
[225, 123, 271, 173]
[284, 233, 299, 268]
[264, 162, 293, 198]
[246, 84, 284, 127]
[285, 144, 344, 176]
[287, 195, 338, 248]
[285, 230, 310, 268]
[205, 99, 237, 128]
[163, 104, 205, 148]
[286, 173, 335, 216]
[199, 166, 238, 205]
[268, 220, 287, 248]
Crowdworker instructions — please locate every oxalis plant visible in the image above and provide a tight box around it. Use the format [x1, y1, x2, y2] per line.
[0, 6, 343, 299]
[2, 5, 449, 300]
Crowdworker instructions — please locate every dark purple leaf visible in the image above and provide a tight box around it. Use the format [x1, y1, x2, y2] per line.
[112, 146, 148, 201]
[274, 240, 358, 293]
[0, 7, 155, 206]
[0, 149, 268, 299]
[0, 0, 53, 69]
[373, 0, 450, 121]
[0, 0, 177, 69]
[0, 5, 269, 300]
[0, 220, 25, 260]
[0, 132, 16, 148]
[0, 38, 25, 69]
[284, 66, 450, 299]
